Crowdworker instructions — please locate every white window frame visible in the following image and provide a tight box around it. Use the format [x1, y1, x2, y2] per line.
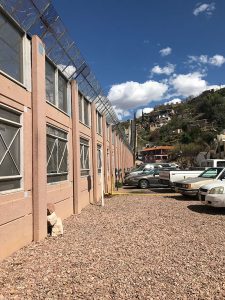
[106, 123, 110, 141]
[97, 144, 102, 174]
[0, 104, 22, 193]
[47, 125, 68, 184]
[80, 137, 90, 176]
[78, 92, 90, 127]
[45, 58, 70, 115]
[96, 112, 102, 135]
[0, 11, 32, 90]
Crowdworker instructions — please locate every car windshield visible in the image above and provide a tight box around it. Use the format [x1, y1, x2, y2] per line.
[199, 167, 224, 179]
[137, 164, 146, 171]
[141, 169, 155, 175]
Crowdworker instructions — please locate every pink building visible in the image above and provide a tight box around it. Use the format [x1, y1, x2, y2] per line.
[0, 2, 133, 261]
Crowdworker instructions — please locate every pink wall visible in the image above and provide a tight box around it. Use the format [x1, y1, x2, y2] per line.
[0, 35, 133, 261]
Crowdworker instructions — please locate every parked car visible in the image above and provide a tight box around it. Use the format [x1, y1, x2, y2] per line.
[200, 159, 225, 168]
[198, 180, 225, 207]
[123, 168, 161, 188]
[159, 169, 203, 189]
[174, 167, 225, 196]
[123, 163, 162, 179]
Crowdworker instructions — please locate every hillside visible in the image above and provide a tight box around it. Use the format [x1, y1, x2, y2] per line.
[122, 88, 225, 164]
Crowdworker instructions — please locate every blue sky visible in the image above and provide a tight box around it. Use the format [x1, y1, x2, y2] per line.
[52, 0, 225, 119]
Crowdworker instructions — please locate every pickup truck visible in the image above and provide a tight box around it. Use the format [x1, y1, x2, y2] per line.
[174, 167, 225, 196]
[159, 169, 203, 189]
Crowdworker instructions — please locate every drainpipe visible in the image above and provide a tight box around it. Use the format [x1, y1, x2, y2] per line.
[101, 148, 105, 206]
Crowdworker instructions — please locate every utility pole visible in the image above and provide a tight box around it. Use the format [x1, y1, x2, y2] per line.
[133, 112, 136, 165]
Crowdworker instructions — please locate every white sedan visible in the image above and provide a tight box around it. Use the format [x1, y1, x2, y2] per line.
[199, 180, 225, 207]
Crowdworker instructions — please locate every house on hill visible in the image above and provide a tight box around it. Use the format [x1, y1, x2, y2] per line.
[141, 146, 174, 163]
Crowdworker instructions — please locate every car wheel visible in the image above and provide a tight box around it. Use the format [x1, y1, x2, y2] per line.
[139, 179, 149, 189]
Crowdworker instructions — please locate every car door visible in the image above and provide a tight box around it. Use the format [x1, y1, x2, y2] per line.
[146, 169, 160, 186]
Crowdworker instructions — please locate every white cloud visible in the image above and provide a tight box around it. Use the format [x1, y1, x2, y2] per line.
[193, 2, 216, 16]
[164, 98, 182, 105]
[188, 54, 225, 67]
[171, 72, 207, 97]
[143, 107, 154, 114]
[113, 106, 131, 120]
[171, 72, 224, 98]
[135, 107, 154, 118]
[151, 63, 175, 76]
[159, 47, 172, 56]
[209, 55, 225, 66]
[108, 80, 168, 110]
[136, 109, 144, 118]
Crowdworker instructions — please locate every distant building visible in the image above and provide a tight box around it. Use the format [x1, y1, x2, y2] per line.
[148, 108, 174, 132]
[141, 146, 174, 163]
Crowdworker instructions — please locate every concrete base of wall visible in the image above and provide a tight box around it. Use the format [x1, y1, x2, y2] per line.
[0, 215, 33, 261]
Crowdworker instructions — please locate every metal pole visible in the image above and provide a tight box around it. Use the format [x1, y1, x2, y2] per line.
[101, 149, 104, 206]
[133, 112, 136, 165]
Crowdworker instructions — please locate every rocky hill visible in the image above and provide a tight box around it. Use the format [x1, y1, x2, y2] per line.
[121, 87, 225, 164]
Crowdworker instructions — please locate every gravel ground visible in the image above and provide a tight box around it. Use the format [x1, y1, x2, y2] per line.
[1, 195, 225, 299]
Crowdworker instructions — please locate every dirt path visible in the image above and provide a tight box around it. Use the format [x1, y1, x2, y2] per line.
[1, 195, 225, 299]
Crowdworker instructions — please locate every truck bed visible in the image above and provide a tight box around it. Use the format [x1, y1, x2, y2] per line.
[159, 169, 203, 188]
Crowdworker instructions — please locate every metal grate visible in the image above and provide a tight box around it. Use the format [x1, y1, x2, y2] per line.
[0, 0, 132, 151]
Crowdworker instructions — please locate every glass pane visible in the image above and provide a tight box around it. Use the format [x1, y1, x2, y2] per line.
[0, 137, 6, 161]
[83, 99, 89, 126]
[0, 179, 20, 192]
[0, 152, 19, 176]
[80, 145, 84, 168]
[47, 136, 55, 161]
[84, 145, 89, 169]
[47, 138, 57, 174]
[98, 113, 102, 134]
[58, 73, 67, 112]
[45, 60, 55, 104]
[0, 13, 22, 81]
[47, 126, 67, 139]
[58, 140, 68, 172]
[0, 122, 18, 147]
[81, 170, 89, 176]
[9, 132, 20, 170]
[80, 138, 89, 146]
[78, 93, 83, 122]
[47, 174, 67, 183]
[0, 107, 20, 123]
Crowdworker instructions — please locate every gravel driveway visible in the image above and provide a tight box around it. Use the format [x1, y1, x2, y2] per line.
[1, 195, 225, 299]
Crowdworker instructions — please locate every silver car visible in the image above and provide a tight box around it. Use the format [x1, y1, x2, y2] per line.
[123, 169, 161, 189]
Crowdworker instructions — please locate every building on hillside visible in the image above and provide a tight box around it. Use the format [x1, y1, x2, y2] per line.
[141, 146, 174, 163]
[215, 133, 225, 158]
[148, 108, 175, 132]
[0, 1, 133, 261]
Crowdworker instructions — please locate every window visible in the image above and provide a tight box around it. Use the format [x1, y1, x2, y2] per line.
[97, 145, 102, 174]
[200, 167, 224, 179]
[78, 93, 83, 122]
[58, 73, 67, 112]
[45, 59, 69, 114]
[106, 124, 110, 141]
[112, 130, 115, 145]
[47, 126, 68, 183]
[83, 98, 89, 126]
[0, 105, 21, 192]
[45, 60, 55, 105]
[0, 12, 23, 82]
[97, 112, 102, 135]
[80, 138, 90, 176]
[78, 92, 90, 126]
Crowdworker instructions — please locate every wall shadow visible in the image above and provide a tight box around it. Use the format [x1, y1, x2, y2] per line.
[187, 204, 225, 215]
[171, 195, 197, 201]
